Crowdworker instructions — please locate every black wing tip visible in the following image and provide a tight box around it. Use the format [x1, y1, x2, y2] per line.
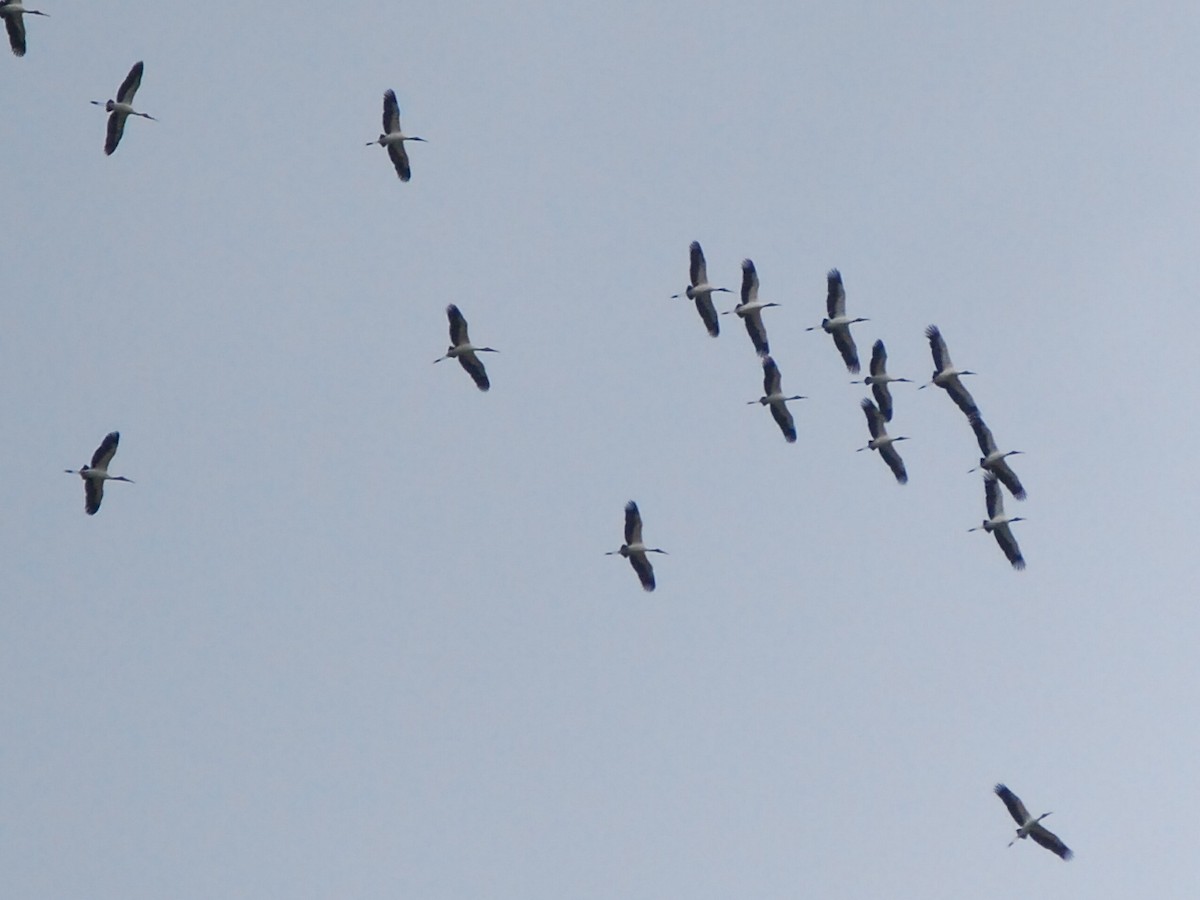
[827, 268, 842, 283]
[924, 324, 940, 339]
[624, 500, 639, 513]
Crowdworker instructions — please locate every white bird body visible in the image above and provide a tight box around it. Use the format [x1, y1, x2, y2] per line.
[921, 324, 979, 416]
[749, 356, 804, 443]
[91, 61, 156, 155]
[852, 339, 910, 422]
[722, 258, 778, 356]
[0, 0, 48, 57]
[970, 474, 1025, 568]
[857, 398, 908, 483]
[671, 241, 730, 337]
[368, 89, 426, 181]
[435, 304, 496, 391]
[994, 784, 1072, 860]
[606, 501, 666, 591]
[806, 269, 867, 373]
[968, 412, 1026, 499]
[65, 431, 133, 515]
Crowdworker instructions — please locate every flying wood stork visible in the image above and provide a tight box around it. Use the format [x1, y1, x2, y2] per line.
[748, 355, 805, 443]
[91, 61, 156, 156]
[65, 431, 133, 515]
[606, 501, 666, 592]
[857, 398, 908, 484]
[0, 0, 48, 57]
[806, 268, 867, 373]
[994, 784, 1072, 860]
[670, 241, 730, 337]
[919, 325, 978, 416]
[722, 258, 778, 357]
[435, 304, 496, 391]
[968, 412, 1026, 499]
[970, 474, 1025, 569]
[367, 89, 426, 182]
[851, 339, 910, 422]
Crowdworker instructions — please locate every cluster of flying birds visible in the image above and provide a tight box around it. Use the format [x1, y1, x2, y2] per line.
[662, 240, 1030, 573]
[19, 5, 1071, 864]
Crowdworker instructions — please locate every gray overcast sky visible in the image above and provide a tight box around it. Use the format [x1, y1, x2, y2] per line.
[4, 2, 1199, 897]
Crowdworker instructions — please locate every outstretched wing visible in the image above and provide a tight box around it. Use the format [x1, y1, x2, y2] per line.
[3, 7, 27, 57]
[993, 784, 1030, 826]
[832, 327, 860, 374]
[688, 241, 706, 287]
[860, 397, 885, 440]
[739, 259, 758, 304]
[446, 304, 469, 345]
[382, 89, 401, 134]
[457, 352, 490, 391]
[694, 292, 719, 337]
[623, 500, 642, 546]
[91, 432, 120, 469]
[387, 141, 412, 181]
[826, 269, 845, 318]
[85, 478, 104, 516]
[628, 552, 655, 592]
[117, 61, 145, 105]
[1029, 822, 1071, 860]
[880, 443, 908, 484]
[925, 324, 951, 372]
[769, 401, 796, 443]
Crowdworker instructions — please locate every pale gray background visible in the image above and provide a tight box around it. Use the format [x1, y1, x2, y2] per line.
[3, 3, 1198, 897]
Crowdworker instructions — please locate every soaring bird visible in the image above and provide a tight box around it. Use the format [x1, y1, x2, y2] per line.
[65, 431, 133, 515]
[852, 339, 910, 422]
[606, 501, 666, 591]
[434, 304, 496, 391]
[670, 241, 730, 337]
[968, 412, 1026, 500]
[367, 89, 426, 181]
[91, 61, 156, 156]
[807, 268, 867, 373]
[748, 355, 805, 443]
[970, 474, 1026, 569]
[722, 258, 778, 357]
[994, 784, 1072, 860]
[857, 398, 908, 484]
[0, 0, 49, 57]
[920, 325, 978, 416]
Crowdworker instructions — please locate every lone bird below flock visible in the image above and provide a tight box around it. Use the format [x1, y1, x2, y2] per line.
[852, 339, 910, 422]
[748, 355, 805, 443]
[435, 304, 496, 391]
[994, 784, 1072, 860]
[920, 324, 978, 416]
[807, 268, 867, 373]
[367, 89, 426, 182]
[969, 412, 1026, 499]
[65, 431, 133, 515]
[970, 474, 1025, 569]
[606, 501, 666, 592]
[723, 258, 778, 357]
[0, 0, 48, 57]
[670, 240, 730, 338]
[91, 61, 156, 156]
[857, 398, 908, 484]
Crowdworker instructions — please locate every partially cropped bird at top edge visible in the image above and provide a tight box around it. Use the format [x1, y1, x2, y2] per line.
[920, 324, 978, 416]
[806, 268, 867, 373]
[994, 784, 1071, 859]
[851, 339, 910, 422]
[748, 355, 805, 443]
[857, 397, 908, 484]
[91, 61, 156, 155]
[670, 240, 730, 338]
[367, 89, 426, 182]
[606, 500, 666, 591]
[970, 474, 1025, 569]
[0, 0, 49, 57]
[434, 304, 496, 391]
[65, 431, 133, 515]
[722, 258, 778, 357]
